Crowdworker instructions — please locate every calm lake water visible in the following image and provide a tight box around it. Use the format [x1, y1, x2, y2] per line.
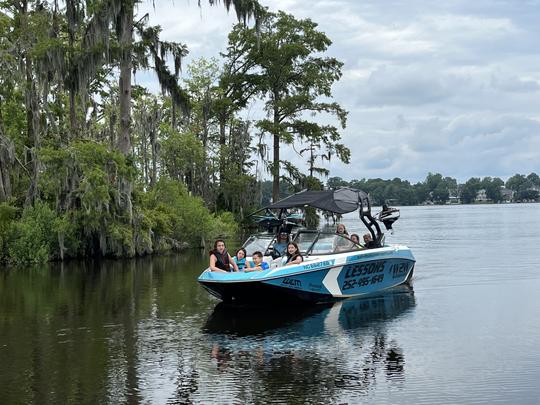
[1, 204, 540, 404]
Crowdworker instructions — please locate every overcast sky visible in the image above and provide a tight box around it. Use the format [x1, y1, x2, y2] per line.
[135, 0, 540, 183]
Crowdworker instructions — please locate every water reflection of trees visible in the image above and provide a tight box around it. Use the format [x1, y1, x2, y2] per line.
[0, 253, 209, 404]
[0, 256, 415, 404]
[202, 286, 416, 403]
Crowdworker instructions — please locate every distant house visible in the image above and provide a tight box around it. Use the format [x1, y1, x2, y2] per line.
[500, 187, 514, 203]
[475, 189, 490, 203]
[448, 189, 460, 204]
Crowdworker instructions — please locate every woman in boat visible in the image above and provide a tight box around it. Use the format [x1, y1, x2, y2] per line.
[336, 223, 348, 235]
[232, 248, 251, 271]
[284, 242, 303, 266]
[209, 240, 239, 273]
[350, 234, 360, 244]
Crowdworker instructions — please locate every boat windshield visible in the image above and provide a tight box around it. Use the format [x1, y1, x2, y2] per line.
[294, 232, 359, 255]
[242, 234, 275, 256]
[294, 232, 319, 254]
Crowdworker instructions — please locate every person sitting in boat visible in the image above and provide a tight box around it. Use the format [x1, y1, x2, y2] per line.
[245, 251, 269, 272]
[233, 248, 252, 272]
[209, 240, 239, 272]
[336, 223, 348, 235]
[283, 242, 303, 266]
[363, 233, 378, 249]
[272, 232, 289, 256]
[350, 233, 360, 245]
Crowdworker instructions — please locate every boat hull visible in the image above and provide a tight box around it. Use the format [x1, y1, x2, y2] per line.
[199, 246, 415, 304]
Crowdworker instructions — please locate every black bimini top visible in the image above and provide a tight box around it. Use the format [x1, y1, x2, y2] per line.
[265, 188, 369, 215]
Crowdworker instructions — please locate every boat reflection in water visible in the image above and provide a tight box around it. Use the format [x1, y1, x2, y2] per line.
[202, 285, 416, 402]
[204, 284, 416, 337]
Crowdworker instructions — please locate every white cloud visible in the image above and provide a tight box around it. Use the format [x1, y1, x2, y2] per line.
[355, 65, 451, 106]
[490, 73, 540, 93]
[134, 0, 540, 183]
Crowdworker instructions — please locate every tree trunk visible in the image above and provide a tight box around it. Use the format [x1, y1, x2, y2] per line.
[171, 101, 176, 129]
[24, 19, 40, 207]
[0, 100, 13, 202]
[272, 133, 280, 203]
[150, 127, 157, 187]
[116, 0, 134, 222]
[142, 130, 148, 186]
[272, 100, 280, 203]
[309, 143, 314, 178]
[219, 117, 226, 181]
[117, 1, 133, 156]
[69, 88, 76, 140]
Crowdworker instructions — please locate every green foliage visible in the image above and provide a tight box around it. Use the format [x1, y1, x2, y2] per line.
[8, 202, 57, 264]
[260, 180, 291, 206]
[527, 172, 540, 186]
[459, 178, 482, 204]
[505, 173, 539, 202]
[516, 189, 539, 201]
[481, 177, 504, 202]
[432, 183, 450, 203]
[160, 125, 205, 182]
[141, 178, 238, 249]
[327, 177, 350, 190]
[38, 141, 137, 258]
[218, 168, 259, 214]
[0, 1, 262, 264]
[7, 0, 538, 267]
[419, 173, 457, 204]
[506, 174, 530, 192]
[347, 177, 421, 206]
[225, 11, 349, 201]
[330, 173, 539, 206]
[0, 202, 18, 259]
[303, 176, 323, 229]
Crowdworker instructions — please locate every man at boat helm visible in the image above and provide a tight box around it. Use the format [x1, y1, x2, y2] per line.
[273, 232, 289, 256]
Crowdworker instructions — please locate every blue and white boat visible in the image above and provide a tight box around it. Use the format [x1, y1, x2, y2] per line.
[198, 188, 415, 304]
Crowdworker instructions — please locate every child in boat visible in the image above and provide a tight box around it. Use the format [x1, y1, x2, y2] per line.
[232, 248, 251, 271]
[245, 251, 269, 272]
[209, 239, 239, 272]
[351, 234, 360, 244]
[336, 223, 348, 235]
[283, 242, 303, 266]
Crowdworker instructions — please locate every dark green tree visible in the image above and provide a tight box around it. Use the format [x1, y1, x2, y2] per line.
[225, 11, 349, 202]
[506, 174, 529, 192]
[481, 177, 503, 202]
[432, 183, 449, 203]
[461, 177, 481, 204]
[515, 189, 539, 201]
[526, 172, 540, 186]
[327, 177, 349, 189]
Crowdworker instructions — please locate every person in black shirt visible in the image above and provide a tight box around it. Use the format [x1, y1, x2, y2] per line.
[363, 233, 378, 249]
[209, 240, 239, 272]
[284, 242, 303, 266]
